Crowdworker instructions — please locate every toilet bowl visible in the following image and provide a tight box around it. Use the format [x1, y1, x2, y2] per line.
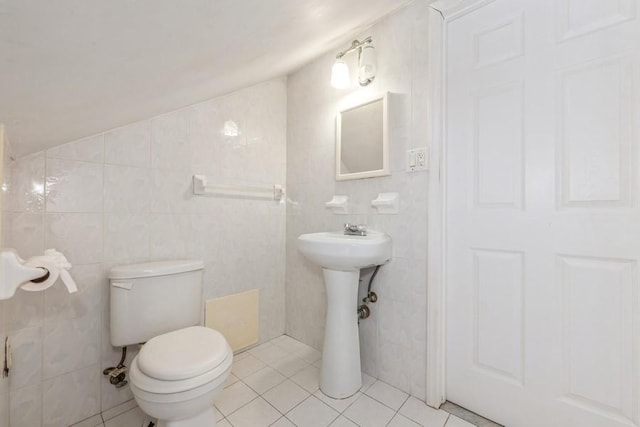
[109, 260, 233, 426]
[128, 326, 233, 427]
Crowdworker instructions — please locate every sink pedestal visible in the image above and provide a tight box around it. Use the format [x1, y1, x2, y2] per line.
[320, 269, 361, 399]
[296, 229, 392, 399]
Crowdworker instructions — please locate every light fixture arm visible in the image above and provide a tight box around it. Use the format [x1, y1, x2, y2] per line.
[335, 37, 373, 59]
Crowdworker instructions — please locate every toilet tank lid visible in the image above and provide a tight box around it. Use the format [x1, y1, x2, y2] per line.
[109, 260, 204, 280]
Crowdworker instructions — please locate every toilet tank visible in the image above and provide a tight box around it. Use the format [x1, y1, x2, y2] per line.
[109, 260, 204, 347]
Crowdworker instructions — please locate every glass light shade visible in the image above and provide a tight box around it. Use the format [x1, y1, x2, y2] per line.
[358, 45, 377, 86]
[331, 59, 351, 89]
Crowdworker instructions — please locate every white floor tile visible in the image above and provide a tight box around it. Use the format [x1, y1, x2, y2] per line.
[262, 379, 310, 414]
[249, 342, 290, 366]
[232, 353, 267, 378]
[218, 419, 232, 427]
[270, 334, 294, 345]
[313, 390, 361, 413]
[215, 406, 224, 421]
[286, 395, 340, 427]
[70, 414, 104, 427]
[389, 413, 422, 426]
[214, 381, 258, 416]
[248, 341, 274, 355]
[224, 373, 240, 388]
[271, 416, 296, 426]
[365, 380, 409, 410]
[243, 366, 287, 394]
[329, 415, 358, 426]
[445, 415, 476, 427]
[295, 346, 322, 364]
[275, 338, 314, 354]
[271, 335, 305, 351]
[104, 408, 146, 427]
[226, 397, 281, 427]
[290, 364, 320, 393]
[361, 373, 376, 391]
[101, 399, 137, 422]
[343, 394, 395, 427]
[399, 397, 450, 427]
[234, 351, 250, 362]
[271, 354, 309, 377]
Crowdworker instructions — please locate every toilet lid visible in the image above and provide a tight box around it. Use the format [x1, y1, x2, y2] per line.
[137, 326, 229, 381]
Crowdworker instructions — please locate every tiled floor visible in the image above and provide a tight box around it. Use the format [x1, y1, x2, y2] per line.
[98, 335, 476, 427]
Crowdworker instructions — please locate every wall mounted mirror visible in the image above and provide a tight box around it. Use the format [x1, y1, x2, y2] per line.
[336, 92, 389, 181]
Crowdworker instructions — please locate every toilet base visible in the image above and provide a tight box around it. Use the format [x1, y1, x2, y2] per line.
[156, 406, 216, 427]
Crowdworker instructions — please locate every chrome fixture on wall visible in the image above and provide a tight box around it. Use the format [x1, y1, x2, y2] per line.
[330, 37, 377, 89]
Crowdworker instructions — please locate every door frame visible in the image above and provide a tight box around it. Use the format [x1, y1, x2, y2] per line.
[425, 0, 496, 408]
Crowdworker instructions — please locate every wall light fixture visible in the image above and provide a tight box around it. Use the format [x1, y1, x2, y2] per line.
[330, 37, 376, 89]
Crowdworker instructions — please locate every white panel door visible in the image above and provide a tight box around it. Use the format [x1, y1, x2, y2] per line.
[445, 1, 640, 426]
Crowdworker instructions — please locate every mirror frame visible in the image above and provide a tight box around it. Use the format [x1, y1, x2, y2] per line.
[335, 92, 389, 181]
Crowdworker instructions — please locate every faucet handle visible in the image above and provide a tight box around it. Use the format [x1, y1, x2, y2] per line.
[343, 223, 367, 235]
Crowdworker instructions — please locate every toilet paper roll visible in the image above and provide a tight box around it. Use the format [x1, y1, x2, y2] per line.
[20, 259, 60, 292]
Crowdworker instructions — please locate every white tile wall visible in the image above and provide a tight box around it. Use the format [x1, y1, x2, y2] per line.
[45, 158, 104, 213]
[104, 122, 150, 168]
[0, 137, 12, 424]
[41, 364, 100, 427]
[2, 77, 287, 426]
[285, 2, 430, 398]
[46, 135, 104, 164]
[9, 384, 42, 427]
[6, 152, 45, 213]
[9, 326, 42, 390]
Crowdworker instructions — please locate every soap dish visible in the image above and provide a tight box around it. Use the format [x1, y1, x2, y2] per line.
[371, 192, 399, 214]
[325, 195, 349, 214]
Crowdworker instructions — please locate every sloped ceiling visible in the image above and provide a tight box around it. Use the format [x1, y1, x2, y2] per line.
[0, 0, 411, 157]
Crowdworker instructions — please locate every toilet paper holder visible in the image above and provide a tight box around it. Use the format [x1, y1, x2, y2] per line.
[0, 249, 77, 300]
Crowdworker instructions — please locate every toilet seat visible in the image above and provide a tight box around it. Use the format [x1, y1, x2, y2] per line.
[130, 326, 233, 395]
[138, 326, 229, 381]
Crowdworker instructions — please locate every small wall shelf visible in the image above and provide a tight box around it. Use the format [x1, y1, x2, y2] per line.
[325, 195, 350, 214]
[371, 192, 399, 214]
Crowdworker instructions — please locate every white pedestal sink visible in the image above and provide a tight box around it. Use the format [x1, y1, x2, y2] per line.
[297, 230, 391, 398]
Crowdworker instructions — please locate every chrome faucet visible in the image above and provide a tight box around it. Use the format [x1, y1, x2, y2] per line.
[344, 223, 367, 236]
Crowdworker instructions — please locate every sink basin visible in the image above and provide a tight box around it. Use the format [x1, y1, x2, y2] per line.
[297, 229, 392, 399]
[297, 230, 391, 271]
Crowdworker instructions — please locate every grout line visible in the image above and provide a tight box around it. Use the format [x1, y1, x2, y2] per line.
[222, 394, 261, 419]
[252, 393, 285, 423]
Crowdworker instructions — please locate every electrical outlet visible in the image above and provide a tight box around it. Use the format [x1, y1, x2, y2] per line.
[406, 147, 429, 172]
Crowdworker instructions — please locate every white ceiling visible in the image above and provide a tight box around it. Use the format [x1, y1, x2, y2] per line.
[0, 0, 411, 157]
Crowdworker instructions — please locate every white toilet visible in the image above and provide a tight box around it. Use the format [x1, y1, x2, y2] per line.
[109, 260, 233, 427]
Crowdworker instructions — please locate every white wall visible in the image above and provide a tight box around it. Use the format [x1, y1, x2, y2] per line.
[1, 77, 287, 427]
[285, 2, 430, 398]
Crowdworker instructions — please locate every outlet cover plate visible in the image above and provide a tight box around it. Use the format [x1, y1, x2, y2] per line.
[407, 147, 429, 172]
